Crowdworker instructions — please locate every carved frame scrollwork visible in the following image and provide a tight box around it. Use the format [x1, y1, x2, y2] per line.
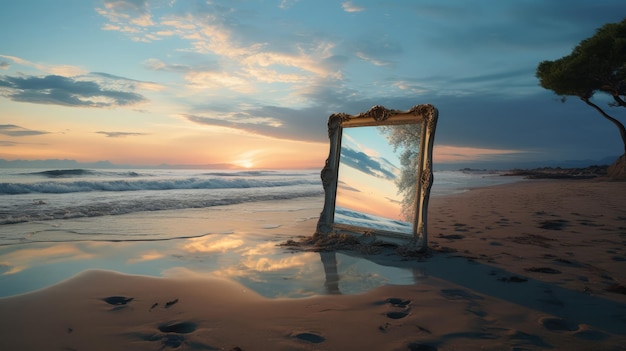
[316, 104, 438, 252]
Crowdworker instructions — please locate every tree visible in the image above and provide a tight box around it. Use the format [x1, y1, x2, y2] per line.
[536, 17, 626, 178]
[378, 123, 421, 221]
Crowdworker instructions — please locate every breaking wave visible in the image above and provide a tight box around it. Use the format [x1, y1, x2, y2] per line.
[0, 187, 323, 225]
[0, 177, 320, 195]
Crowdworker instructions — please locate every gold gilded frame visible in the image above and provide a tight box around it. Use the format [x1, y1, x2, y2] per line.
[316, 104, 438, 252]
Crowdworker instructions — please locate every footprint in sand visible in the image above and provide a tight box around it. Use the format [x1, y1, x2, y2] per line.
[384, 298, 412, 319]
[161, 334, 185, 348]
[538, 219, 569, 230]
[386, 311, 410, 319]
[376, 298, 413, 331]
[150, 321, 198, 348]
[293, 332, 325, 344]
[129, 321, 204, 349]
[407, 343, 438, 351]
[524, 267, 561, 274]
[539, 317, 579, 332]
[102, 296, 134, 305]
[158, 321, 197, 334]
[165, 298, 179, 308]
[102, 296, 134, 311]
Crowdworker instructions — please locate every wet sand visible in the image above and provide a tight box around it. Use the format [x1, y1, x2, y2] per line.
[0, 178, 625, 350]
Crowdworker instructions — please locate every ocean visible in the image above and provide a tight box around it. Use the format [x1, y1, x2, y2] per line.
[0, 168, 520, 227]
[0, 167, 523, 298]
[0, 168, 323, 226]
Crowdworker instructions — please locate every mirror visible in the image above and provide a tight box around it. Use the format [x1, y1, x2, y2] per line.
[316, 104, 438, 252]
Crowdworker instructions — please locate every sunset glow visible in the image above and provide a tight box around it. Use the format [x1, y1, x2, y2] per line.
[1, 1, 624, 169]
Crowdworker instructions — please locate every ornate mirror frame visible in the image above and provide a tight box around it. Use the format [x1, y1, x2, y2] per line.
[316, 104, 438, 252]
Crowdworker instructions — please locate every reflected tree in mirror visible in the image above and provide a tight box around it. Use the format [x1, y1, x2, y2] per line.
[316, 104, 438, 253]
[378, 123, 422, 223]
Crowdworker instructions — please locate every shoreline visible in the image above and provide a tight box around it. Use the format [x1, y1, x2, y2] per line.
[1, 178, 625, 350]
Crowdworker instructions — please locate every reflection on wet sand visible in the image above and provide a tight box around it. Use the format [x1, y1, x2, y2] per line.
[0, 243, 96, 275]
[321, 251, 340, 294]
[182, 235, 245, 253]
[0, 231, 416, 299]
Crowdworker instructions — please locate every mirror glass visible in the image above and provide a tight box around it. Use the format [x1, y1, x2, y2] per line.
[334, 123, 421, 235]
[316, 104, 438, 252]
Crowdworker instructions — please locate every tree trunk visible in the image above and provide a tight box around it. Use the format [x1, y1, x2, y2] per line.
[581, 97, 626, 155]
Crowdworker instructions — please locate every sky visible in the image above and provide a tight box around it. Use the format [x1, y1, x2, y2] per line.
[337, 126, 404, 220]
[1, 0, 625, 170]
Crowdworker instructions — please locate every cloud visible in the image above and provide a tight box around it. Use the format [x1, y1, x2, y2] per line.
[345, 34, 404, 69]
[0, 124, 49, 137]
[340, 145, 397, 180]
[355, 52, 392, 67]
[278, 0, 300, 9]
[96, 0, 154, 42]
[0, 61, 8, 69]
[97, 1, 341, 87]
[183, 103, 330, 143]
[434, 145, 525, 163]
[0, 141, 18, 147]
[96, 131, 148, 138]
[89, 0, 624, 165]
[143, 58, 197, 73]
[0, 54, 86, 76]
[337, 180, 360, 193]
[0, 74, 147, 108]
[342, 1, 365, 12]
[89, 71, 165, 91]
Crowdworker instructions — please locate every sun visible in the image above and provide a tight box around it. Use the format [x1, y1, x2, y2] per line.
[235, 159, 254, 168]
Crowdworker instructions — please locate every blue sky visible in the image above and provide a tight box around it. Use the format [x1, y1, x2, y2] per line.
[1, 0, 625, 169]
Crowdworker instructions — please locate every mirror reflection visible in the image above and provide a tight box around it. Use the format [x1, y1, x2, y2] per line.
[334, 123, 422, 235]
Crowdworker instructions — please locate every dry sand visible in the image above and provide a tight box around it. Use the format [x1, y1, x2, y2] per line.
[1, 178, 625, 350]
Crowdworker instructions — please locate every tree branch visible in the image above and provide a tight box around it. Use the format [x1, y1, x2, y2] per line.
[612, 94, 626, 108]
[581, 97, 626, 154]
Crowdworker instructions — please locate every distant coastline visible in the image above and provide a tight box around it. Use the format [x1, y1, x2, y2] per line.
[502, 165, 609, 179]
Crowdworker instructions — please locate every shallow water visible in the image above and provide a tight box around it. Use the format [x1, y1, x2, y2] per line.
[0, 198, 418, 298]
[0, 169, 523, 298]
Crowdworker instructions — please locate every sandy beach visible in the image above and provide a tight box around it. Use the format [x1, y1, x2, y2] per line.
[1, 178, 625, 350]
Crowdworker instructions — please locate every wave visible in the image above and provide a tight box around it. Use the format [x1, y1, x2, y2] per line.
[335, 207, 373, 220]
[0, 177, 321, 195]
[0, 188, 323, 225]
[334, 206, 412, 234]
[30, 169, 94, 177]
[21, 169, 142, 178]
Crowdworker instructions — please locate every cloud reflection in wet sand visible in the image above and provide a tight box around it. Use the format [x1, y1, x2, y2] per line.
[0, 243, 95, 275]
[0, 198, 416, 299]
[182, 235, 245, 253]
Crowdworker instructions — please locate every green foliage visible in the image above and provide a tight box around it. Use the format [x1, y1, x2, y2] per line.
[536, 18, 626, 157]
[536, 18, 626, 102]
